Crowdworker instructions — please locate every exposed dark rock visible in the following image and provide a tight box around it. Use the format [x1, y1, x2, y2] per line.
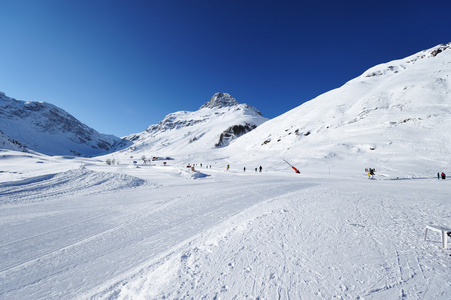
[215, 123, 257, 147]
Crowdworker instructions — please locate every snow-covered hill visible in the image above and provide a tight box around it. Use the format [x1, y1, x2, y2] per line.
[224, 43, 451, 178]
[0, 92, 122, 156]
[117, 92, 267, 160]
[1, 150, 450, 299]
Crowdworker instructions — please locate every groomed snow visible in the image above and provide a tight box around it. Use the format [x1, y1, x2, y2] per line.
[1, 151, 450, 299]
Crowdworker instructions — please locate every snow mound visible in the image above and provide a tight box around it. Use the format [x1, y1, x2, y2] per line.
[0, 167, 148, 205]
[191, 170, 210, 179]
[173, 167, 210, 180]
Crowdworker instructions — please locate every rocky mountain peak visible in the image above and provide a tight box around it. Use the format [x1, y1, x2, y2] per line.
[199, 92, 239, 109]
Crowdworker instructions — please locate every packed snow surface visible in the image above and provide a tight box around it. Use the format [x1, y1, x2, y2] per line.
[0, 151, 450, 299]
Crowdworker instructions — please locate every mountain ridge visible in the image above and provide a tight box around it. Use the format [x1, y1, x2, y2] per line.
[0, 92, 123, 156]
[223, 42, 451, 177]
[2, 42, 451, 178]
[120, 92, 268, 157]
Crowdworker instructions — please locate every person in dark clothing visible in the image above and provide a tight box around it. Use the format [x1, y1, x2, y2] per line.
[259, 166, 262, 172]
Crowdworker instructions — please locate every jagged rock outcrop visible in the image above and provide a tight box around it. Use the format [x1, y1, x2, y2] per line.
[200, 92, 239, 109]
[200, 92, 263, 116]
[215, 123, 257, 147]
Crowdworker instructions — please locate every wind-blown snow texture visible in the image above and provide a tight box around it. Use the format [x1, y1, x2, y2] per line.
[1, 44, 451, 299]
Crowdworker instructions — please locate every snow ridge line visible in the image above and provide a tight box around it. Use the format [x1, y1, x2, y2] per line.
[0, 167, 149, 205]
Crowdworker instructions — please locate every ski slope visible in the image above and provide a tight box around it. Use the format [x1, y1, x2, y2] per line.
[0, 151, 450, 299]
[224, 44, 451, 179]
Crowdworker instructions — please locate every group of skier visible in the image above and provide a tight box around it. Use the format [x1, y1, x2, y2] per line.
[365, 169, 447, 180]
[198, 163, 445, 180]
[190, 163, 212, 169]
[226, 165, 263, 172]
[240, 165, 263, 172]
[438, 172, 446, 179]
[366, 168, 376, 179]
[189, 163, 264, 172]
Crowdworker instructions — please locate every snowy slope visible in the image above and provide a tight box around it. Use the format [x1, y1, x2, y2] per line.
[224, 43, 451, 178]
[0, 129, 27, 152]
[116, 92, 267, 160]
[0, 92, 122, 156]
[0, 150, 450, 299]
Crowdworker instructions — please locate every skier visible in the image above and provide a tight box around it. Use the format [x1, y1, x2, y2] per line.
[441, 172, 446, 179]
[438, 172, 440, 180]
[259, 166, 262, 172]
[243, 167, 246, 172]
[227, 164, 230, 171]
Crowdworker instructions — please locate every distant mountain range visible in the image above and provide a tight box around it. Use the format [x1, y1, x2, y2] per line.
[1, 43, 451, 177]
[0, 91, 267, 157]
[0, 92, 122, 156]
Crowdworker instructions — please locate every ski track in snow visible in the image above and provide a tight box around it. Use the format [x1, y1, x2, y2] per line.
[0, 166, 313, 299]
[0, 167, 148, 206]
[88, 179, 451, 300]
[1, 164, 450, 300]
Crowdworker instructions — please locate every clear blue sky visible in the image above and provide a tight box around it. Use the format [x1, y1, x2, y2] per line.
[0, 0, 449, 137]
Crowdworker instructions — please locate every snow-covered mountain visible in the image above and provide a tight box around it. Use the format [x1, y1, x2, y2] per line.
[0, 129, 27, 152]
[3, 43, 451, 178]
[3, 45, 451, 300]
[0, 92, 122, 156]
[119, 92, 267, 159]
[224, 43, 451, 177]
